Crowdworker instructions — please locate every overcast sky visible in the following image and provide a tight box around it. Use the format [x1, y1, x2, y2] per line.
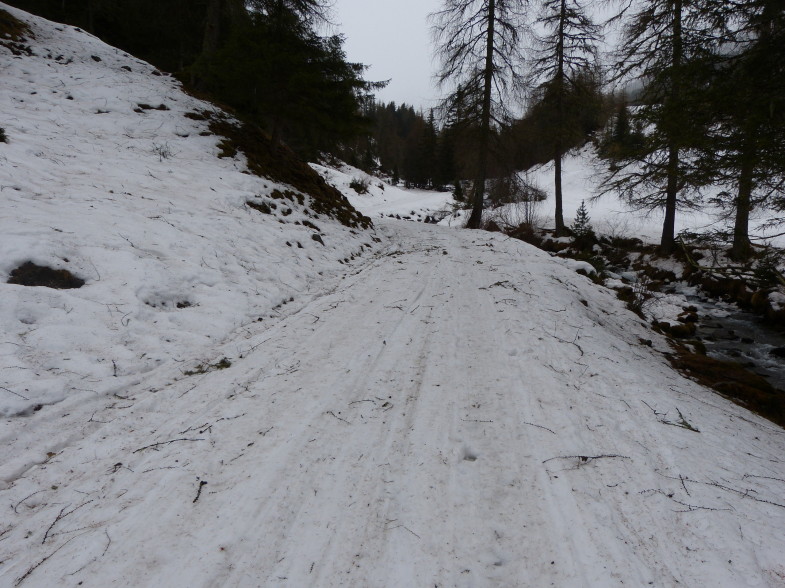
[333, 0, 443, 111]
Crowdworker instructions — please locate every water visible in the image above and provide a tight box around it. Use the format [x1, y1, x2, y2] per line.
[689, 295, 785, 391]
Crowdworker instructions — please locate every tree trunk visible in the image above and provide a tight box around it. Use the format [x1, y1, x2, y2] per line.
[203, 0, 223, 58]
[86, 0, 95, 33]
[661, 144, 679, 254]
[660, 0, 683, 255]
[553, 0, 567, 236]
[467, 0, 496, 230]
[554, 153, 564, 234]
[731, 146, 755, 260]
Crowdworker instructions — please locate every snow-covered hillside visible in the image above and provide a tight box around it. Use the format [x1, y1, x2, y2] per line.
[3, 5, 785, 588]
[0, 4, 373, 418]
[527, 146, 785, 248]
[311, 162, 455, 222]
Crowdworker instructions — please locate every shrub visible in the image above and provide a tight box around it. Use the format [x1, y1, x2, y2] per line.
[349, 177, 369, 194]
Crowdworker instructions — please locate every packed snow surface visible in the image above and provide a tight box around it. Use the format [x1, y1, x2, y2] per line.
[4, 220, 785, 587]
[3, 5, 785, 588]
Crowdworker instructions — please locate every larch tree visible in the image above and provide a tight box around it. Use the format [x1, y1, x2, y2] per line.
[529, 0, 601, 235]
[601, 0, 717, 254]
[431, 0, 530, 229]
[694, 0, 785, 259]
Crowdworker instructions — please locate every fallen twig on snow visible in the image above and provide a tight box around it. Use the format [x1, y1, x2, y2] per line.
[640, 489, 732, 512]
[522, 421, 556, 434]
[13, 490, 47, 514]
[742, 474, 785, 484]
[543, 454, 630, 465]
[193, 480, 208, 503]
[43, 500, 94, 544]
[1, 386, 29, 400]
[16, 532, 89, 586]
[133, 438, 204, 453]
[325, 410, 349, 424]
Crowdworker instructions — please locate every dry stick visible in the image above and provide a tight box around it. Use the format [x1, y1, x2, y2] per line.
[522, 421, 556, 435]
[101, 529, 112, 557]
[680, 474, 691, 497]
[133, 438, 204, 453]
[193, 480, 208, 504]
[640, 489, 730, 512]
[543, 454, 630, 464]
[13, 490, 46, 514]
[15, 532, 89, 586]
[742, 474, 785, 484]
[659, 472, 785, 509]
[707, 480, 785, 509]
[325, 410, 350, 424]
[1, 386, 29, 400]
[641, 400, 666, 416]
[43, 500, 94, 544]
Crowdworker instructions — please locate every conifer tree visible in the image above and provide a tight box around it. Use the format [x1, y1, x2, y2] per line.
[601, 0, 717, 254]
[530, 0, 600, 235]
[431, 0, 529, 228]
[571, 199, 592, 237]
[693, 0, 785, 259]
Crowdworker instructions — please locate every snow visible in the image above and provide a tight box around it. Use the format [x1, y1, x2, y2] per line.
[559, 258, 597, 276]
[0, 4, 371, 417]
[770, 292, 785, 312]
[311, 162, 455, 221]
[3, 5, 785, 588]
[528, 146, 785, 248]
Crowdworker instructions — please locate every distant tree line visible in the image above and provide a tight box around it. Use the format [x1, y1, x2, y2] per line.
[339, 102, 459, 191]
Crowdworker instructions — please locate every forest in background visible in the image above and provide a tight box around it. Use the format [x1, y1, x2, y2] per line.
[5, 0, 610, 188]
[5, 0, 785, 257]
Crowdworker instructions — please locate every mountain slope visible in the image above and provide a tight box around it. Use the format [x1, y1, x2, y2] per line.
[0, 3, 373, 418]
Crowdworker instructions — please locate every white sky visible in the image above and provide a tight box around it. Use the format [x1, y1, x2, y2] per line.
[332, 1, 624, 112]
[333, 0, 443, 111]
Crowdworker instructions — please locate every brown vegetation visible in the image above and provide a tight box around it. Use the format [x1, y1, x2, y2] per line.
[668, 345, 785, 427]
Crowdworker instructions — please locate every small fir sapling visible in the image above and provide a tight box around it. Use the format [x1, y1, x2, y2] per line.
[0, 127, 7, 143]
[571, 200, 593, 237]
[570, 200, 596, 251]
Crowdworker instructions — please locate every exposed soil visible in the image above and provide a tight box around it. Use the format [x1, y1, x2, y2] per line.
[204, 112, 372, 230]
[668, 344, 785, 428]
[8, 261, 85, 289]
[0, 8, 33, 55]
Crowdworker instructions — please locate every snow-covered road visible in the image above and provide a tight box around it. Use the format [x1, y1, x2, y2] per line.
[3, 221, 785, 587]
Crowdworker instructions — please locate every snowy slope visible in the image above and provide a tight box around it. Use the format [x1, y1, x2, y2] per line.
[0, 4, 373, 418]
[311, 162, 456, 221]
[2, 221, 785, 587]
[527, 146, 785, 247]
[3, 5, 785, 588]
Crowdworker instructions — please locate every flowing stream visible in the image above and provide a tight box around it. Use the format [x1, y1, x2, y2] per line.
[689, 294, 785, 391]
